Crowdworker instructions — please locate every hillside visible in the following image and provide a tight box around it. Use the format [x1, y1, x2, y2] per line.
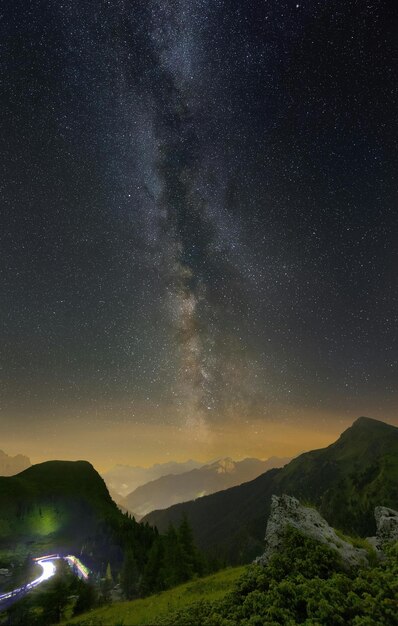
[122, 457, 290, 518]
[61, 510, 398, 626]
[0, 450, 30, 476]
[144, 417, 398, 563]
[62, 566, 246, 626]
[0, 460, 155, 574]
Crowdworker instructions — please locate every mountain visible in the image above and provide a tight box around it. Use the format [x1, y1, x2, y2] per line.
[0, 449, 30, 476]
[143, 417, 398, 563]
[122, 456, 291, 518]
[0, 460, 156, 573]
[102, 459, 204, 498]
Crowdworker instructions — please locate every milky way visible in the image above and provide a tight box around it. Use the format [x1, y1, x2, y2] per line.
[0, 1, 396, 459]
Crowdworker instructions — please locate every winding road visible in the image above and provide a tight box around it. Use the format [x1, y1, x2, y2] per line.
[0, 553, 89, 609]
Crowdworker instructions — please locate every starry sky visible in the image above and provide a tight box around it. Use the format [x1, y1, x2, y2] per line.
[0, 0, 396, 469]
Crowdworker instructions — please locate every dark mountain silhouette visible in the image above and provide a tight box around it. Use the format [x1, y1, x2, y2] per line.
[143, 417, 398, 563]
[0, 460, 154, 572]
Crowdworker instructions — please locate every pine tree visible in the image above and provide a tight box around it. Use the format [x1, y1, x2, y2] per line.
[161, 524, 185, 588]
[40, 576, 70, 623]
[98, 577, 112, 606]
[96, 562, 114, 606]
[178, 513, 203, 579]
[73, 579, 98, 615]
[14, 554, 34, 589]
[140, 537, 164, 595]
[120, 549, 139, 600]
[105, 561, 113, 582]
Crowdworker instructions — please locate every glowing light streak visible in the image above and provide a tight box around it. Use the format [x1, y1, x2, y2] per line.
[65, 555, 90, 579]
[0, 553, 90, 607]
[0, 558, 56, 602]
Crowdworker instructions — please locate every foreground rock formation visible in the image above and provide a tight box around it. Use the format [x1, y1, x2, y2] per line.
[257, 494, 369, 568]
[374, 505, 398, 548]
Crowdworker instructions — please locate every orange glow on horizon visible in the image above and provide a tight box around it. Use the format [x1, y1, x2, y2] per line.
[2, 409, 397, 473]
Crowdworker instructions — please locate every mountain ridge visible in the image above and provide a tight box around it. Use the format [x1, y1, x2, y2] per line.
[122, 456, 291, 518]
[143, 417, 398, 563]
[102, 459, 204, 498]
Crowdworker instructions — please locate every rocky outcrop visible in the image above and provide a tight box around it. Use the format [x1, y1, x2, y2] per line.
[374, 506, 398, 548]
[256, 495, 369, 568]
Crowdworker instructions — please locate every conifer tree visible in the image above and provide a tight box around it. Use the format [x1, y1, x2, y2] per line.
[73, 579, 98, 615]
[120, 548, 139, 600]
[105, 562, 113, 582]
[178, 513, 203, 578]
[140, 537, 164, 595]
[161, 524, 185, 588]
[40, 575, 70, 623]
[98, 563, 113, 605]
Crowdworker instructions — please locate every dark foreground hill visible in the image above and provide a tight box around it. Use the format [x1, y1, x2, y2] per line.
[0, 460, 155, 574]
[144, 417, 398, 563]
[122, 456, 290, 518]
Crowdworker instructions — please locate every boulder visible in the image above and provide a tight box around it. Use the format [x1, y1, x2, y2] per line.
[374, 506, 398, 548]
[256, 494, 368, 568]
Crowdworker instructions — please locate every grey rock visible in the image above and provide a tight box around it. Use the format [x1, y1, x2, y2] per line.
[374, 506, 398, 548]
[256, 494, 369, 568]
[365, 535, 379, 551]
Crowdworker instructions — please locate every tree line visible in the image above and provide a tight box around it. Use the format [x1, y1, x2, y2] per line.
[1, 514, 221, 625]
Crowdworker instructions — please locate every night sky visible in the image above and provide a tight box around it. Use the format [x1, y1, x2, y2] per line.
[1, 1, 396, 468]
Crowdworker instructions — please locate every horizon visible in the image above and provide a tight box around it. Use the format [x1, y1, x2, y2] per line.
[3, 413, 397, 474]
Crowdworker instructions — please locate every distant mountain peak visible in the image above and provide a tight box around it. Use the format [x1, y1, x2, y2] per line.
[214, 458, 236, 474]
[122, 456, 291, 518]
[0, 449, 31, 476]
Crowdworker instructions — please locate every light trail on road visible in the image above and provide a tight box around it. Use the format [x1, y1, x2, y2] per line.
[65, 555, 90, 579]
[0, 553, 90, 609]
[0, 557, 56, 603]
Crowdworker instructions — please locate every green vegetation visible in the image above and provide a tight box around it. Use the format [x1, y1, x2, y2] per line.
[144, 417, 398, 563]
[50, 528, 398, 626]
[2, 560, 78, 626]
[140, 514, 206, 594]
[4, 529, 397, 625]
[151, 530, 398, 626]
[0, 458, 222, 626]
[0, 509, 218, 624]
[0, 460, 158, 579]
[2, 420, 398, 624]
[334, 529, 378, 562]
[62, 566, 246, 626]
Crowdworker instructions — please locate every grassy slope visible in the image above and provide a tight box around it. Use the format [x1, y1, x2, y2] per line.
[63, 566, 246, 626]
[143, 417, 398, 562]
[61, 525, 381, 626]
